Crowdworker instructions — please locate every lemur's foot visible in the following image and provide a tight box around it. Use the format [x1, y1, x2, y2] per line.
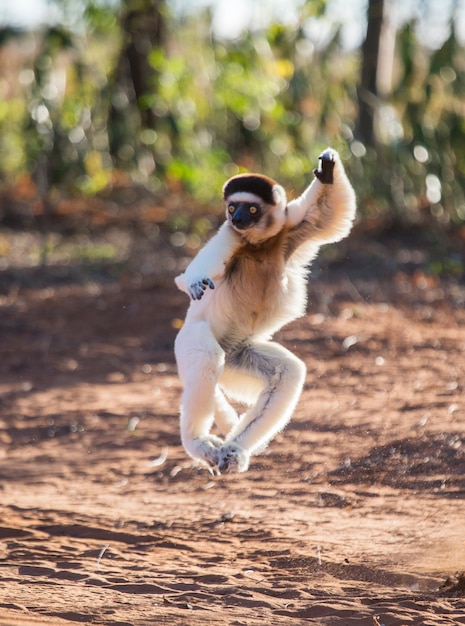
[313, 148, 336, 185]
[217, 443, 250, 474]
[184, 435, 223, 472]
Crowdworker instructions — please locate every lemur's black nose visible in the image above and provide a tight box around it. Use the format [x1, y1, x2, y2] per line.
[232, 215, 245, 227]
[231, 203, 255, 229]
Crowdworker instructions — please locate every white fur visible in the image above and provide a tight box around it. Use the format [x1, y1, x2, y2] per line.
[174, 222, 240, 297]
[174, 148, 356, 473]
[226, 191, 262, 204]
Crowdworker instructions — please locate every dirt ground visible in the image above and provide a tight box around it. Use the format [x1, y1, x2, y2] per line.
[1, 226, 465, 625]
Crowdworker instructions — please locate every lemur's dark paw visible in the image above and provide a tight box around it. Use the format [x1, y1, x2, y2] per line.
[188, 277, 215, 300]
[313, 148, 336, 185]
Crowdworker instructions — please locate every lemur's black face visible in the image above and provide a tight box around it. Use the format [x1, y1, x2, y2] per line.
[227, 201, 262, 231]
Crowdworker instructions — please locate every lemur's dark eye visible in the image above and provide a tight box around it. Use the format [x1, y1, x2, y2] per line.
[228, 204, 235, 214]
[249, 205, 258, 214]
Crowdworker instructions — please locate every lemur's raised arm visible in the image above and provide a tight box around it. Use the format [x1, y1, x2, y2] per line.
[286, 149, 355, 244]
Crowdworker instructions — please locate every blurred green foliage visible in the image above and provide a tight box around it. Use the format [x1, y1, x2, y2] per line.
[0, 3, 464, 231]
[358, 24, 465, 229]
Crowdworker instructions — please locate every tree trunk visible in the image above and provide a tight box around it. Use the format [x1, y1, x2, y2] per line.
[109, 0, 165, 159]
[356, 0, 385, 147]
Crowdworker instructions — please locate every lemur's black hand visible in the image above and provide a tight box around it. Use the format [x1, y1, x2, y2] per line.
[313, 148, 336, 185]
[188, 278, 215, 300]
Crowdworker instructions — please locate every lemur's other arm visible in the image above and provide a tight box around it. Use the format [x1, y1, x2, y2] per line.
[175, 222, 240, 300]
[285, 149, 356, 245]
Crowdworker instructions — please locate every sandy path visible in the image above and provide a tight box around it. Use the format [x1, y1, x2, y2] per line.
[1, 270, 464, 625]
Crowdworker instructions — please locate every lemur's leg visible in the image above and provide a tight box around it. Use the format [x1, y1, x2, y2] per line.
[214, 389, 239, 437]
[217, 341, 306, 473]
[174, 321, 224, 470]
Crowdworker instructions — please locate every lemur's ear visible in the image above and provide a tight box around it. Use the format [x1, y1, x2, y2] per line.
[271, 184, 287, 211]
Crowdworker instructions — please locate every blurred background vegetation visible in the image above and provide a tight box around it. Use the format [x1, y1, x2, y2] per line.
[0, 0, 464, 280]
